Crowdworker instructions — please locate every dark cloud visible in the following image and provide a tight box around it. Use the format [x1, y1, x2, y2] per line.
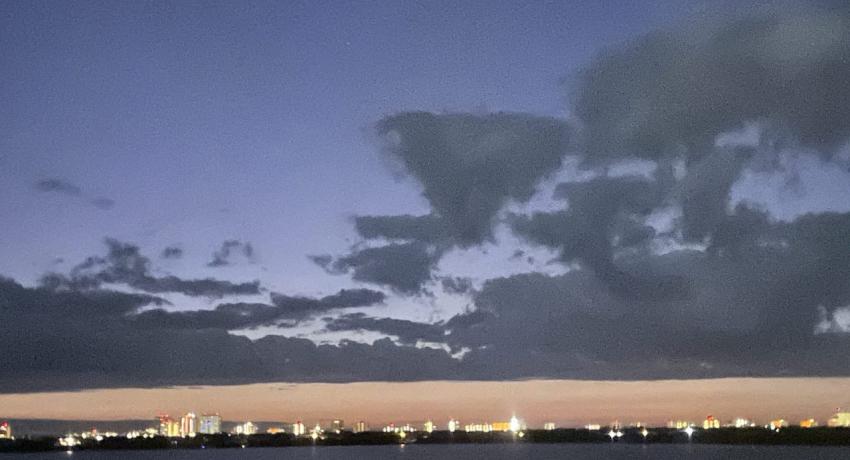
[511, 174, 683, 299]
[208, 240, 255, 267]
[44, 238, 261, 298]
[450, 210, 850, 378]
[354, 214, 450, 244]
[34, 178, 116, 210]
[161, 246, 184, 259]
[320, 113, 570, 295]
[572, 5, 850, 163]
[131, 288, 385, 330]
[34, 178, 82, 196]
[377, 112, 571, 245]
[269, 288, 386, 320]
[316, 242, 443, 295]
[323, 313, 446, 345]
[0, 277, 459, 392]
[440, 276, 474, 295]
[1, 210, 849, 391]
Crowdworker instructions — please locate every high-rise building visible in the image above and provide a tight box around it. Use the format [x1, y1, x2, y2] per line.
[331, 420, 344, 433]
[0, 421, 11, 440]
[199, 414, 222, 434]
[423, 420, 434, 433]
[509, 416, 521, 433]
[353, 421, 368, 433]
[180, 412, 197, 437]
[543, 422, 556, 431]
[703, 415, 720, 429]
[292, 421, 306, 436]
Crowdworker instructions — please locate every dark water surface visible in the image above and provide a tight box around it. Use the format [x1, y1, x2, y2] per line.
[2, 444, 850, 459]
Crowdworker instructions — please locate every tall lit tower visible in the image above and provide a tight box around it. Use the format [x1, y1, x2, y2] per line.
[181, 412, 197, 437]
[0, 422, 11, 440]
[509, 415, 521, 433]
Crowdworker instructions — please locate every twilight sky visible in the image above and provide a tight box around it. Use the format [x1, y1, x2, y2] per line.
[3, 0, 850, 419]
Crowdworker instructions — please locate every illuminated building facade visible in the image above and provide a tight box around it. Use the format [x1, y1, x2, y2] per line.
[828, 412, 850, 428]
[234, 422, 257, 435]
[0, 422, 11, 440]
[667, 420, 694, 429]
[464, 423, 493, 433]
[703, 415, 720, 429]
[331, 420, 344, 433]
[180, 412, 197, 437]
[423, 420, 434, 433]
[543, 422, 556, 431]
[292, 421, 306, 436]
[768, 419, 788, 430]
[491, 422, 509, 432]
[799, 418, 818, 428]
[447, 419, 459, 433]
[157, 415, 181, 437]
[353, 421, 368, 433]
[732, 418, 754, 428]
[383, 423, 415, 433]
[199, 414, 222, 434]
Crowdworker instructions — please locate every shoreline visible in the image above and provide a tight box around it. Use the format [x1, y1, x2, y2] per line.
[3, 427, 850, 453]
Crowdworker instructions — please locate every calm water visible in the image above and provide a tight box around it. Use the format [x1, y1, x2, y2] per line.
[2, 444, 849, 459]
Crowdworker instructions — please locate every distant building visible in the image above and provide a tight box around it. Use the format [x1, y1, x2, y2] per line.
[827, 412, 850, 428]
[234, 422, 257, 435]
[157, 415, 181, 437]
[768, 419, 788, 430]
[464, 423, 493, 433]
[491, 422, 510, 432]
[266, 426, 286, 434]
[667, 420, 694, 430]
[509, 416, 522, 433]
[292, 421, 306, 436]
[703, 415, 720, 429]
[180, 412, 197, 437]
[331, 420, 344, 433]
[799, 418, 818, 428]
[199, 414, 222, 434]
[732, 418, 754, 428]
[0, 421, 11, 439]
[447, 419, 459, 433]
[584, 424, 601, 430]
[383, 423, 415, 433]
[423, 420, 434, 433]
[353, 421, 368, 433]
[543, 422, 556, 431]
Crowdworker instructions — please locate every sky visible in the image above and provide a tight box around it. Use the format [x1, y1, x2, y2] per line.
[2, 0, 850, 422]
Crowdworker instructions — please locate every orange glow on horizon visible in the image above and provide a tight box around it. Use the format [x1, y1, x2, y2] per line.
[0, 377, 847, 427]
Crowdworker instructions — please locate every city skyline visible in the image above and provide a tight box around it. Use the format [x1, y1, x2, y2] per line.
[2, 378, 849, 429]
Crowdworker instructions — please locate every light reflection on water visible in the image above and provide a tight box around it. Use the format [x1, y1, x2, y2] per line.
[2, 444, 849, 460]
